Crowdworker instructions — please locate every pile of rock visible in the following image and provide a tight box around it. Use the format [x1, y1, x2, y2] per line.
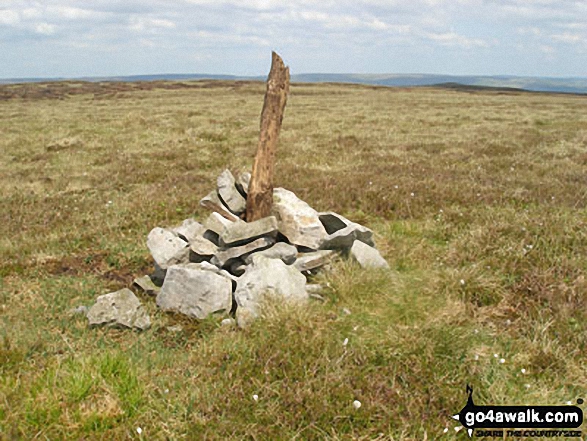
[86, 169, 388, 330]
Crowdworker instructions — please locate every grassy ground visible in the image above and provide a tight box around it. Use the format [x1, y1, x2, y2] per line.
[1, 80, 586, 440]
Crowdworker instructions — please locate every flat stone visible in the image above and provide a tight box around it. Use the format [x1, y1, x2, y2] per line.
[147, 227, 189, 270]
[235, 255, 307, 328]
[293, 250, 338, 272]
[211, 236, 275, 268]
[132, 275, 160, 296]
[172, 218, 206, 243]
[217, 169, 246, 215]
[219, 216, 278, 247]
[204, 212, 240, 235]
[156, 265, 233, 319]
[87, 288, 151, 331]
[189, 235, 218, 263]
[200, 190, 240, 222]
[271, 188, 328, 250]
[243, 242, 298, 265]
[349, 240, 389, 269]
[318, 212, 375, 251]
[235, 171, 251, 197]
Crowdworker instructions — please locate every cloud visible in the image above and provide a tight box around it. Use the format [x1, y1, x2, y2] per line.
[425, 31, 490, 48]
[0, 0, 586, 77]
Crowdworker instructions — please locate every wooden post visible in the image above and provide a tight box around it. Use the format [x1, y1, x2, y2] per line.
[246, 52, 290, 222]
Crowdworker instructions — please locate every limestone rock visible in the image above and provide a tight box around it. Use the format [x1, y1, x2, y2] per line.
[318, 212, 374, 251]
[235, 255, 308, 327]
[200, 190, 240, 222]
[220, 216, 278, 246]
[349, 240, 389, 269]
[87, 288, 151, 331]
[189, 236, 218, 263]
[217, 169, 246, 215]
[293, 250, 338, 272]
[147, 227, 189, 270]
[156, 264, 233, 319]
[244, 242, 298, 265]
[271, 188, 328, 250]
[132, 275, 160, 296]
[236, 171, 251, 197]
[172, 218, 206, 243]
[212, 236, 275, 268]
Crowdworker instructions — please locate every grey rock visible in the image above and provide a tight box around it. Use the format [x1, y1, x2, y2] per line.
[217, 169, 246, 215]
[172, 218, 206, 243]
[293, 250, 338, 272]
[220, 216, 278, 246]
[271, 188, 328, 250]
[200, 190, 240, 222]
[167, 324, 183, 332]
[87, 288, 151, 331]
[236, 171, 251, 197]
[132, 275, 160, 296]
[156, 265, 233, 319]
[349, 240, 389, 269]
[189, 235, 218, 262]
[212, 236, 275, 268]
[204, 212, 240, 235]
[147, 227, 190, 270]
[319, 218, 375, 250]
[235, 255, 308, 328]
[244, 242, 298, 265]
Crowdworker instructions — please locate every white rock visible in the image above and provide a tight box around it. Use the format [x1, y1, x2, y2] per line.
[235, 255, 308, 327]
[244, 242, 298, 265]
[87, 288, 151, 331]
[212, 236, 275, 268]
[189, 236, 218, 262]
[172, 218, 205, 243]
[217, 169, 246, 215]
[132, 275, 160, 296]
[293, 250, 338, 272]
[318, 212, 375, 251]
[271, 188, 328, 250]
[349, 240, 389, 269]
[200, 190, 240, 222]
[220, 216, 278, 246]
[156, 264, 233, 319]
[147, 227, 189, 270]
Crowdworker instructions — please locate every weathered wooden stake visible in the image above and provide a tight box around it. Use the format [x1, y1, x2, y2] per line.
[246, 51, 290, 222]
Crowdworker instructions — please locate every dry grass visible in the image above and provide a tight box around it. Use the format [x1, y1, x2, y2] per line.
[1, 80, 586, 439]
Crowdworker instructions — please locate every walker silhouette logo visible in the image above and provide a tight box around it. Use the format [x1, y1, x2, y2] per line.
[451, 385, 583, 438]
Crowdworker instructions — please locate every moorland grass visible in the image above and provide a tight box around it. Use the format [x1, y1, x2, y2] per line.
[0, 80, 586, 439]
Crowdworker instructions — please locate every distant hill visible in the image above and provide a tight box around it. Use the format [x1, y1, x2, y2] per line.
[1, 73, 586, 94]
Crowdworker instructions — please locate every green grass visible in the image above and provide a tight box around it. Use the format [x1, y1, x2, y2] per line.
[1, 80, 586, 439]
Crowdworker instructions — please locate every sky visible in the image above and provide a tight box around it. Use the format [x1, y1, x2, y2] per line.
[0, 0, 586, 79]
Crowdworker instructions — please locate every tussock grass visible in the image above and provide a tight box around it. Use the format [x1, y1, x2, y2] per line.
[1, 81, 586, 439]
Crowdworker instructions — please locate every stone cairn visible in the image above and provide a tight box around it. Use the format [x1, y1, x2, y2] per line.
[86, 168, 389, 330]
[85, 52, 388, 331]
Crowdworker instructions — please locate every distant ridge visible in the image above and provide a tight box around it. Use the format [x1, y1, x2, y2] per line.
[1, 73, 586, 94]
